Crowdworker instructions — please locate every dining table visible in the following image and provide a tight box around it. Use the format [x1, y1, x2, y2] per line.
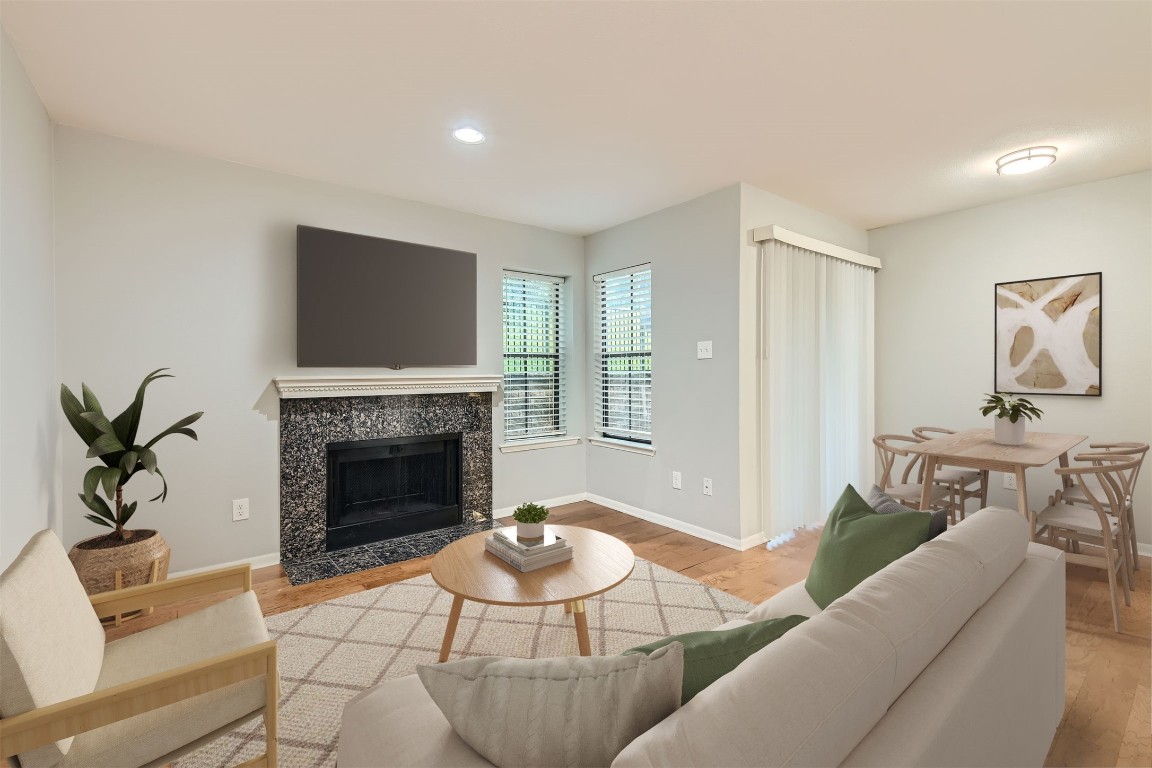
[906, 428, 1088, 525]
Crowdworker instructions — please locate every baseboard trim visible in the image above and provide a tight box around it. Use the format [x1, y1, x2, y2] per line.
[494, 493, 590, 519]
[586, 493, 761, 551]
[169, 551, 281, 579]
[1139, 542, 1152, 558]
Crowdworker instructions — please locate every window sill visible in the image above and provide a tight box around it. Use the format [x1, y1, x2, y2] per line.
[588, 437, 656, 456]
[499, 436, 582, 454]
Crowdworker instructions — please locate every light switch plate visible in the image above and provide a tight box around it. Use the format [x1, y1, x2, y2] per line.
[697, 340, 713, 359]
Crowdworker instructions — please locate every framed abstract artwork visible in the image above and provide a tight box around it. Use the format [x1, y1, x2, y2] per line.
[994, 272, 1101, 397]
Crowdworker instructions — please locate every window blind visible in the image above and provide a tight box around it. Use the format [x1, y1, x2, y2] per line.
[502, 272, 566, 441]
[594, 265, 652, 442]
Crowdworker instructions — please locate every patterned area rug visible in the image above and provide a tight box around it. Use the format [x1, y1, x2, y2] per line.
[175, 558, 753, 767]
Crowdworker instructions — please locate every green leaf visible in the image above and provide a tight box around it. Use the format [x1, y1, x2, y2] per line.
[110, 368, 173, 447]
[149, 468, 169, 502]
[78, 492, 115, 521]
[119, 500, 138, 526]
[84, 514, 114, 529]
[138, 447, 157, 473]
[81, 383, 104, 416]
[100, 467, 122, 500]
[143, 412, 203, 450]
[81, 410, 117, 436]
[83, 466, 104, 503]
[60, 384, 102, 446]
[1009, 413, 1020, 423]
[120, 450, 139, 475]
[85, 432, 126, 459]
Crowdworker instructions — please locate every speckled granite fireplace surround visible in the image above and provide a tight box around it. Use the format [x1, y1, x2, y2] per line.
[278, 388, 495, 585]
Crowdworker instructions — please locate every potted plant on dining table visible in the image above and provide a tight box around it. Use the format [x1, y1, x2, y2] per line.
[980, 392, 1043, 446]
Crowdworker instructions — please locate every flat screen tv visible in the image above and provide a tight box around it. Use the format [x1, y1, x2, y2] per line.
[297, 225, 477, 367]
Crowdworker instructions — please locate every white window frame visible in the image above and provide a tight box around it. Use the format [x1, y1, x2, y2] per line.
[501, 271, 568, 445]
[593, 264, 653, 447]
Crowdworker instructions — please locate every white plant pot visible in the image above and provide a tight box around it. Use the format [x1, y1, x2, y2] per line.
[516, 522, 545, 543]
[994, 416, 1026, 446]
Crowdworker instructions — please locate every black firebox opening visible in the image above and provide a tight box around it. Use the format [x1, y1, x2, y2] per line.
[325, 433, 463, 551]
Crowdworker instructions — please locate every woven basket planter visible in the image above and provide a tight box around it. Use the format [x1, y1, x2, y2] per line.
[68, 529, 171, 596]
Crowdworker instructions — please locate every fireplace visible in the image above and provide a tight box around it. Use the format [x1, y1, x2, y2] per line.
[326, 433, 463, 551]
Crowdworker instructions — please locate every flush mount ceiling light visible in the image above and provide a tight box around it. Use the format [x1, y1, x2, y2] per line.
[452, 126, 486, 144]
[996, 146, 1057, 175]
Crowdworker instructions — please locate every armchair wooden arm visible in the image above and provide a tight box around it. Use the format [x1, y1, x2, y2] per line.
[89, 564, 253, 620]
[0, 640, 277, 763]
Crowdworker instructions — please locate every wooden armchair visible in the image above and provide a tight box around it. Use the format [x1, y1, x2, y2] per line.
[0, 530, 277, 768]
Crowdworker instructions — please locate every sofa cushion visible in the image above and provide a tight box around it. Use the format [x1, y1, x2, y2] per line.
[932, 507, 1029, 604]
[744, 581, 821, 623]
[418, 644, 684, 768]
[56, 590, 270, 768]
[624, 615, 809, 703]
[805, 484, 931, 609]
[612, 606, 897, 768]
[867, 485, 948, 539]
[0, 530, 106, 768]
[338, 675, 495, 768]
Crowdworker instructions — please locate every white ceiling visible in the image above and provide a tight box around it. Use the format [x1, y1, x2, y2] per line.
[3, 0, 1149, 235]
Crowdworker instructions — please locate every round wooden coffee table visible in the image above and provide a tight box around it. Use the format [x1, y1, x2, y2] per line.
[431, 525, 634, 661]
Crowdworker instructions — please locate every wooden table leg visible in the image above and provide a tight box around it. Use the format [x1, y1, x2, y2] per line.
[979, 470, 990, 507]
[919, 457, 938, 511]
[571, 599, 591, 656]
[439, 595, 465, 663]
[564, 602, 572, 614]
[1013, 465, 1036, 539]
[1058, 451, 1073, 490]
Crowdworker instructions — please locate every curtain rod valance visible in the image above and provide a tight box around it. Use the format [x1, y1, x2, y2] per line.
[753, 225, 881, 270]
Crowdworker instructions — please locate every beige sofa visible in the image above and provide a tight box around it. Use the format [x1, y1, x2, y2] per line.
[338, 507, 1065, 767]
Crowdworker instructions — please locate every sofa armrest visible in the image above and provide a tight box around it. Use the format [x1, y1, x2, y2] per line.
[89, 564, 252, 620]
[0, 639, 276, 758]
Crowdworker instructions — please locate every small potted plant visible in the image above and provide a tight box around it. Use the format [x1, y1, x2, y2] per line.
[512, 502, 550, 543]
[980, 393, 1043, 446]
[61, 368, 203, 597]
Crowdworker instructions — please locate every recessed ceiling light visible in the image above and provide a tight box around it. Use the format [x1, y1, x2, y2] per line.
[452, 126, 486, 144]
[996, 146, 1057, 175]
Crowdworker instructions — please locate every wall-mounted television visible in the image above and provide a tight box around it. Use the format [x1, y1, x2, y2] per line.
[297, 225, 477, 367]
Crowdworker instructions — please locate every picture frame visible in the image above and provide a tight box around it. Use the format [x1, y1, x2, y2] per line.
[994, 271, 1101, 397]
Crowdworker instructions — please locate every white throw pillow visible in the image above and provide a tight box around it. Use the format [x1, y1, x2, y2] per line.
[417, 644, 684, 768]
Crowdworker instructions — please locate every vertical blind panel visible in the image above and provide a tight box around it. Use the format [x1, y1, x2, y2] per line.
[594, 267, 652, 441]
[503, 273, 566, 440]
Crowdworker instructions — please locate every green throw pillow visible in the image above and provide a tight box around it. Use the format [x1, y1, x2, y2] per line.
[804, 484, 932, 609]
[624, 615, 808, 704]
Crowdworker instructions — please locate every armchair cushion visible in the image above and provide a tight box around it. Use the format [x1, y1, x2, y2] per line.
[0, 530, 106, 768]
[56, 590, 271, 768]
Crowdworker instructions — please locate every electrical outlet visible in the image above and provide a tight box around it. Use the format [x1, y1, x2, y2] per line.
[1003, 473, 1017, 491]
[232, 498, 250, 521]
[702, 477, 713, 496]
[697, 340, 713, 360]
[672, 471, 682, 490]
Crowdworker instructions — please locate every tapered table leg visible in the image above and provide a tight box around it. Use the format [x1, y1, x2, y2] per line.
[439, 595, 465, 662]
[571, 599, 591, 656]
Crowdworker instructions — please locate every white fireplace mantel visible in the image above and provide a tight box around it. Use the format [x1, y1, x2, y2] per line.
[273, 374, 502, 399]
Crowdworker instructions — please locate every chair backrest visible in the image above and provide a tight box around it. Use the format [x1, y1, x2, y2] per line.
[1086, 442, 1149, 503]
[912, 426, 956, 441]
[1057, 454, 1142, 535]
[873, 435, 925, 489]
[0, 530, 106, 767]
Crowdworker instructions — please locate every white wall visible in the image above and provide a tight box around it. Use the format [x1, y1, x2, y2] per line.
[53, 127, 586, 571]
[870, 172, 1152, 547]
[0, 29, 59, 568]
[583, 184, 867, 546]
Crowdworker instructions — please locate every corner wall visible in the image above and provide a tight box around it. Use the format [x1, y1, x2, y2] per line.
[870, 172, 1152, 546]
[52, 127, 587, 571]
[0, 29, 59, 567]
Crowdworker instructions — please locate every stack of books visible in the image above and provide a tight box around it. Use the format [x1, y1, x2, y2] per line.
[485, 527, 573, 572]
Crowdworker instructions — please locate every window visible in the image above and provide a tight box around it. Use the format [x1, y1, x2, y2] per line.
[502, 272, 566, 441]
[594, 265, 652, 443]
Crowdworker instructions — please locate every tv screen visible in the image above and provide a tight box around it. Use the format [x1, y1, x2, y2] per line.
[297, 225, 477, 367]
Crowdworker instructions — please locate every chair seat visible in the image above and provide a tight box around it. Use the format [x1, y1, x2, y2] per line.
[57, 591, 272, 768]
[1035, 504, 1121, 537]
[885, 483, 951, 508]
[931, 468, 981, 486]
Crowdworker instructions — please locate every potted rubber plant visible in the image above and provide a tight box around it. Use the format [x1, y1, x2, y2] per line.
[61, 368, 203, 595]
[512, 501, 550, 543]
[980, 393, 1043, 446]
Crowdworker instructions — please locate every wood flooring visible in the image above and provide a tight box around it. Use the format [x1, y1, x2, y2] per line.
[107, 500, 1151, 767]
